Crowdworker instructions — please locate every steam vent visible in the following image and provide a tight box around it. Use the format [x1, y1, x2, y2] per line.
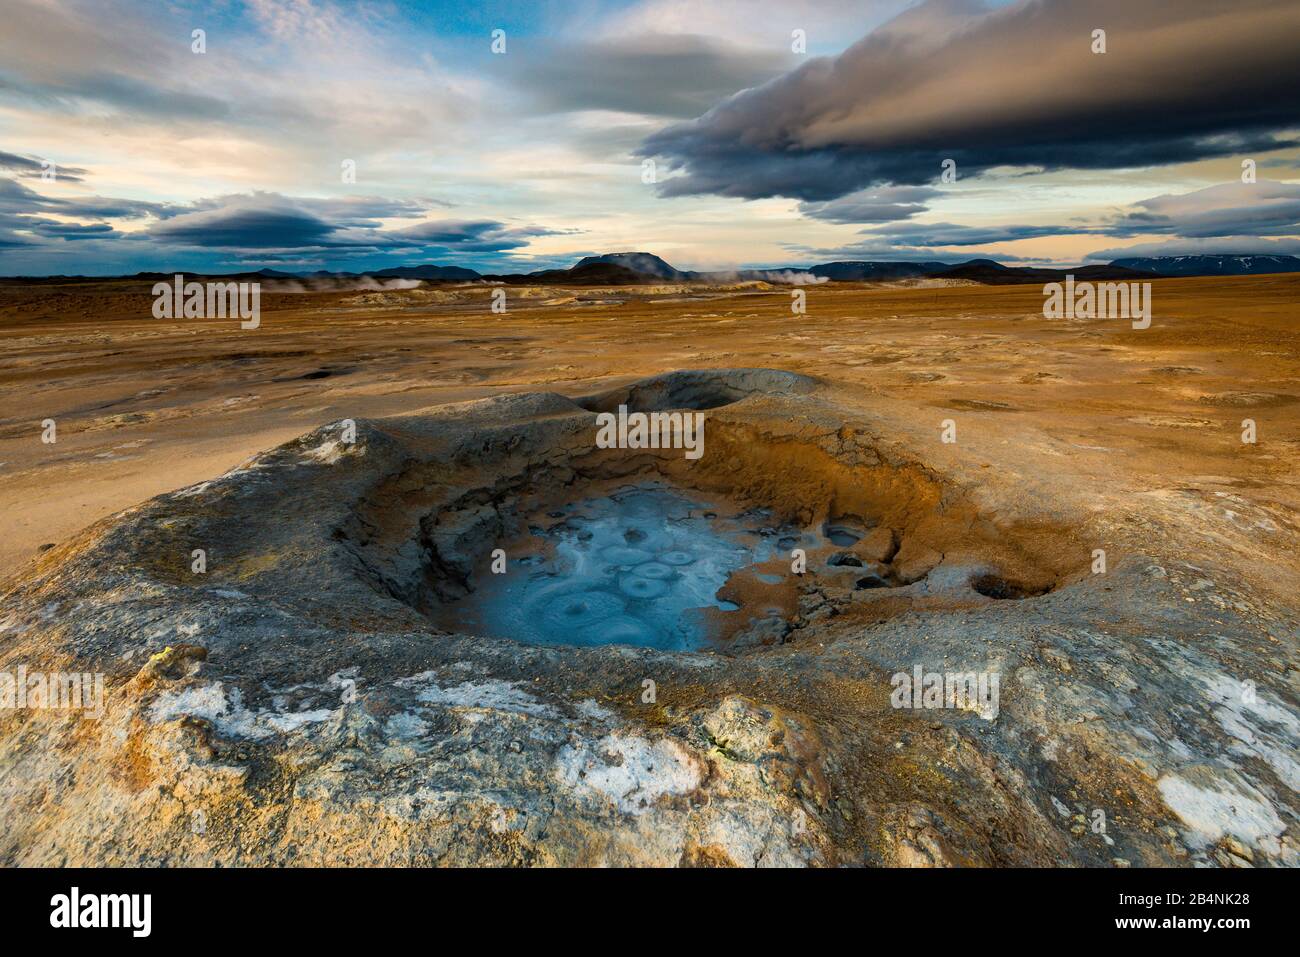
[2, 369, 1297, 867]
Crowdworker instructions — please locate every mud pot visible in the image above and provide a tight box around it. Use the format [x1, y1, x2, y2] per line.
[1, 369, 1296, 867]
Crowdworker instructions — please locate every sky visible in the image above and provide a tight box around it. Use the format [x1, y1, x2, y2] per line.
[2, 0, 1299, 275]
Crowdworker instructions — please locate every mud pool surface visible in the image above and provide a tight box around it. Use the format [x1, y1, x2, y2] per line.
[438, 484, 787, 651]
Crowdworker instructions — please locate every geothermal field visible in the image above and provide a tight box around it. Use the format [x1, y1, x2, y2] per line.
[1, 274, 1297, 868]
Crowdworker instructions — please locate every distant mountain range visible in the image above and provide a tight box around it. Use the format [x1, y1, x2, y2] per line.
[8, 253, 1300, 285]
[484, 253, 1163, 285]
[1108, 254, 1300, 276]
[807, 261, 951, 281]
[926, 258, 1157, 285]
[481, 252, 1300, 285]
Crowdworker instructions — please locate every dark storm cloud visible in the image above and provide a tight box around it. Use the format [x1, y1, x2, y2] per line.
[640, 0, 1300, 201]
[508, 34, 793, 119]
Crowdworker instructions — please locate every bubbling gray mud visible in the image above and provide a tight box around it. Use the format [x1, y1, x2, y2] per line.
[445, 484, 783, 650]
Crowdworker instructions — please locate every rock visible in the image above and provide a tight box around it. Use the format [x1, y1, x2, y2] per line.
[1213, 848, 1253, 868]
[1222, 837, 1254, 862]
[882, 805, 960, 868]
[854, 570, 891, 590]
[1041, 648, 1072, 673]
[680, 843, 739, 867]
[699, 695, 830, 807]
[892, 544, 942, 583]
[729, 616, 792, 650]
[854, 526, 898, 564]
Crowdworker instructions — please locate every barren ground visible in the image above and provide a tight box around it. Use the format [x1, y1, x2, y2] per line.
[2, 275, 1297, 584]
[2, 275, 1299, 867]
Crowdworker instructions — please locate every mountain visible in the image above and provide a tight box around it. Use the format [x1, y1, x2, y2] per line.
[371, 264, 482, 281]
[809, 261, 952, 281]
[573, 252, 687, 280]
[934, 260, 1159, 285]
[1108, 254, 1300, 276]
[512, 261, 650, 285]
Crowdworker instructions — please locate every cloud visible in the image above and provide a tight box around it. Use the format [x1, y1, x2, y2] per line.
[781, 238, 1038, 263]
[24, 219, 119, 240]
[508, 34, 793, 119]
[0, 176, 170, 220]
[0, 0, 476, 179]
[1104, 181, 1300, 238]
[600, 0, 913, 48]
[156, 192, 441, 227]
[0, 180, 563, 273]
[141, 194, 567, 256]
[147, 200, 341, 249]
[0, 177, 148, 252]
[640, 0, 1300, 201]
[796, 180, 1300, 255]
[1086, 237, 1300, 260]
[0, 1, 231, 122]
[0, 151, 87, 182]
[120, 190, 567, 266]
[392, 219, 569, 253]
[855, 220, 1083, 247]
[800, 180, 1300, 258]
[799, 185, 940, 224]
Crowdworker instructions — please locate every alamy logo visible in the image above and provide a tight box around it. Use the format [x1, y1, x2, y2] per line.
[50, 887, 151, 937]
[1, 666, 104, 719]
[152, 274, 260, 329]
[890, 665, 1000, 720]
[595, 405, 705, 460]
[1043, 275, 1150, 329]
